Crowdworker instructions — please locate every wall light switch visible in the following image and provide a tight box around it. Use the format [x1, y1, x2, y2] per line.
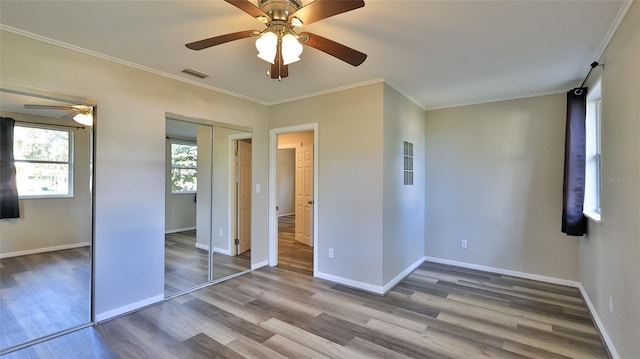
[256, 184, 262, 193]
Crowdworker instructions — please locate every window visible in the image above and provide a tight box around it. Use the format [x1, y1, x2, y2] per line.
[13, 124, 73, 198]
[170, 141, 197, 193]
[584, 80, 602, 221]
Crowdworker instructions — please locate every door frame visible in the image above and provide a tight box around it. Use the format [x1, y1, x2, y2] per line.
[268, 123, 319, 275]
[228, 132, 252, 256]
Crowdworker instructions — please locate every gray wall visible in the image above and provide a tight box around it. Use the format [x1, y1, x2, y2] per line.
[425, 93, 580, 280]
[276, 132, 314, 217]
[0, 111, 92, 256]
[382, 84, 426, 284]
[0, 30, 270, 320]
[270, 83, 386, 287]
[276, 149, 295, 216]
[580, 2, 640, 357]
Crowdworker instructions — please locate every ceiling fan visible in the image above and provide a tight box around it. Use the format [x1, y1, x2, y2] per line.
[23, 104, 93, 126]
[185, 0, 367, 80]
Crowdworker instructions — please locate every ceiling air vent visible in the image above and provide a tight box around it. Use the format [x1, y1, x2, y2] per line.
[181, 68, 209, 79]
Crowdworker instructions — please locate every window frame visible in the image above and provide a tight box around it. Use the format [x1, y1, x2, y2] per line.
[13, 122, 75, 199]
[584, 80, 602, 222]
[169, 139, 198, 195]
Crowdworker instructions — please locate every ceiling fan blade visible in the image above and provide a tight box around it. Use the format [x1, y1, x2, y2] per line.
[300, 32, 367, 66]
[290, 0, 364, 26]
[225, 0, 271, 22]
[186, 30, 257, 50]
[270, 49, 289, 79]
[24, 104, 76, 111]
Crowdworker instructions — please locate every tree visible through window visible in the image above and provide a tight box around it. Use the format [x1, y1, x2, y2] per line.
[13, 125, 72, 197]
[171, 142, 197, 193]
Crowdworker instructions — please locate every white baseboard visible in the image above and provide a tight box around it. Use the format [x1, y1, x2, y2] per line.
[165, 227, 196, 234]
[315, 271, 385, 295]
[578, 284, 620, 359]
[213, 247, 230, 256]
[0, 242, 91, 259]
[382, 256, 426, 294]
[95, 293, 164, 323]
[252, 260, 268, 270]
[424, 256, 580, 288]
[315, 257, 426, 295]
[195, 242, 209, 251]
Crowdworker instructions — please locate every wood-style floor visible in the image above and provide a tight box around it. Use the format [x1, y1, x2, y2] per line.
[0, 247, 91, 351]
[165, 231, 251, 295]
[277, 215, 313, 276]
[3, 261, 610, 358]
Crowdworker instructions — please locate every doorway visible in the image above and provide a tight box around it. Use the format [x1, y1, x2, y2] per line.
[269, 124, 318, 276]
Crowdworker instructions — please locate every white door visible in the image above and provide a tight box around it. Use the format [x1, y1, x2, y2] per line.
[295, 144, 313, 246]
[237, 140, 252, 254]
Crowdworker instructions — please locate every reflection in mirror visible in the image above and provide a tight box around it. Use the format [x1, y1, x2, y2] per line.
[164, 116, 252, 297]
[164, 118, 212, 296]
[0, 88, 93, 354]
[212, 127, 252, 281]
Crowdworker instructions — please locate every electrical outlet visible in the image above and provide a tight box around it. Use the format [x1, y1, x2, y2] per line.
[328, 248, 334, 258]
[461, 240, 468, 249]
[608, 295, 613, 313]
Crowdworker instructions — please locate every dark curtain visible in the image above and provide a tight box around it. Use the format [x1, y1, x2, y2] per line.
[561, 88, 587, 236]
[0, 117, 20, 219]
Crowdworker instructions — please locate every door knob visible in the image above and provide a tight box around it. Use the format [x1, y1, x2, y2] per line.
[307, 200, 315, 205]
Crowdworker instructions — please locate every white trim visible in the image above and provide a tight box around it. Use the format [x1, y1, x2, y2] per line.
[584, 211, 602, 223]
[212, 247, 230, 255]
[228, 132, 253, 257]
[382, 256, 426, 294]
[315, 271, 384, 295]
[268, 123, 319, 276]
[195, 242, 210, 251]
[424, 256, 580, 288]
[165, 227, 196, 234]
[0, 242, 90, 259]
[578, 284, 620, 359]
[95, 294, 164, 323]
[268, 79, 385, 107]
[424, 90, 567, 111]
[578, 0, 633, 88]
[0, 25, 267, 106]
[278, 213, 295, 217]
[314, 257, 426, 296]
[251, 260, 269, 271]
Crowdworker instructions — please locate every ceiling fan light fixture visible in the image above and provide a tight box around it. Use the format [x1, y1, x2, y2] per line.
[281, 33, 303, 65]
[256, 31, 278, 64]
[73, 111, 93, 126]
[290, 16, 303, 27]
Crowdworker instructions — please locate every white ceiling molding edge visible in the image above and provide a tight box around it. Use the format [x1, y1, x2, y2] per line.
[576, 0, 633, 88]
[266, 78, 386, 107]
[0, 24, 268, 106]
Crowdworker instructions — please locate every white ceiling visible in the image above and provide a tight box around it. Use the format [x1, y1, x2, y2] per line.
[0, 1, 628, 110]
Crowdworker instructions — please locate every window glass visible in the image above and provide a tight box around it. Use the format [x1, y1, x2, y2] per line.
[13, 125, 72, 197]
[171, 142, 197, 193]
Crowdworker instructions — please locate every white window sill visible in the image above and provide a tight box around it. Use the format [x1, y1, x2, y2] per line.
[584, 211, 602, 223]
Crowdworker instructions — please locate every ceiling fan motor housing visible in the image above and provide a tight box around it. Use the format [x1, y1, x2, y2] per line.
[259, 0, 303, 21]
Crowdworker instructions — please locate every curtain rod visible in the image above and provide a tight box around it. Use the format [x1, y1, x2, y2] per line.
[16, 120, 86, 130]
[574, 61, 604, 95]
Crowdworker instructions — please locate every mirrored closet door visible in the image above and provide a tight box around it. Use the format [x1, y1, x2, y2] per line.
[164, 116, 252, 297]
[0, 88, 94, 354]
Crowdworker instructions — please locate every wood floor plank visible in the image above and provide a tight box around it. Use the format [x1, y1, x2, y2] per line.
[259, 318, 366, 358]
[3, 261, 610, 358]
[436, 311, 606, 359]
[262, 334, 331, 359]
